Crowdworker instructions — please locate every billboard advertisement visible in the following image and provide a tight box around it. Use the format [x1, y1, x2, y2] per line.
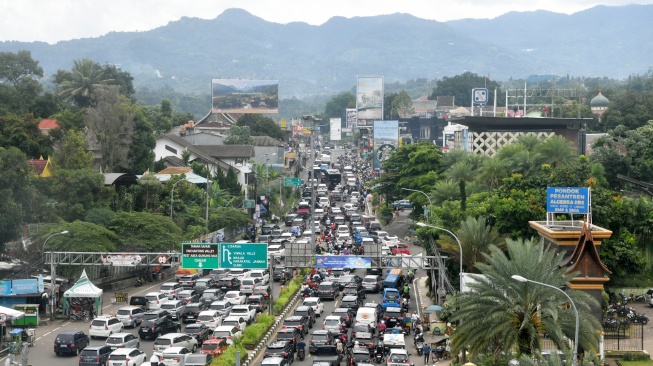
[330, 118, 342, 141]
[12, 279, 38, 294]
[356, 76, 384, 121]
[211, 79, 278, 114]
[373, 120, 399, 170]
[546, 187, 590, 214]
[315, 255, 371, 269]
[346, 108, 357, 129]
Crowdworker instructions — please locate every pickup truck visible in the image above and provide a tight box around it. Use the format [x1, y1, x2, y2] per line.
[296, 202, 311, 218]
[229, 305, 257, 325]
[313, 345, 343, 366]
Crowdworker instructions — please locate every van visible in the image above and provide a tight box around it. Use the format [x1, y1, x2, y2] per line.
[382, 288, 401, 309]
[355, 307, 377, 328]
[383, 274, 404, 291]
[369, 221, 382, 231]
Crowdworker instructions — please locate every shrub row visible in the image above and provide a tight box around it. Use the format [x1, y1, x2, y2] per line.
[211, 342, 247, 366]
[241, 314, 276, 349]
[272, 268, 310, 314]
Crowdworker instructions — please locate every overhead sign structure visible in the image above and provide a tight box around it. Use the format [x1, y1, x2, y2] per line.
[315, 255, 371, 269]
[182, 243, 219, 269]
[219, 243, 268, 269]
[472, 88, 488, 105]
[284, 177, 302, 187]
[101, 254, 144, 267]
[546, 187, 590, 214]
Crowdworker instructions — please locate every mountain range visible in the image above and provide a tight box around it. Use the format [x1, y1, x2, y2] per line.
[1, 5, 652, 99]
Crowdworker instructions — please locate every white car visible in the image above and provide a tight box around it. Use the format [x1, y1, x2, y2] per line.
[89, 316, 123, 338]
[228, 268, 251, 279]
[323, 315, 345, 333]
[383, 235, 400, 246]
[249, 270, 270, 285]
[387, 348, 411, 366]
[337, 226, 350, 236]
[197, 310, 223, 330]
[221, 316, 248, 332]
[240, 278, 261, 296]
[212, 325, 242, 345]
[160, 347, 192, 366]
[159, 282, 183, 299]
[145, 292, 169, 310]
[224, 291, 247, 305]
[153, 333, 198, 357]
[318, 197, 330, 208]
[107, 348, 146, 366]
[302, 297, 324, 317]
[268, 245, 286, 257]
[106, 332, 140, 350]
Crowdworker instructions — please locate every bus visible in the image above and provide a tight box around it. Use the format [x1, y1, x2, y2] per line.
[327, 169, 341, 190]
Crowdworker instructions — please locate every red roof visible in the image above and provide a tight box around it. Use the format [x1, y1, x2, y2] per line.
[28, 159, 48, 175]
[39, 118, 58, 129]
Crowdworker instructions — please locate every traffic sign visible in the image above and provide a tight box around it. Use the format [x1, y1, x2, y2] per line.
[284, 177, 302, 187]
[157, 255, 168, 265]
[472, 88, 488, 105]
[182, 243, 219, 269]
[219, 243, 268, 269]
[243, 199, 256, 209]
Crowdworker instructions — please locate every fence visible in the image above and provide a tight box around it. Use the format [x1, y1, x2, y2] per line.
[540, 322, 644, 353]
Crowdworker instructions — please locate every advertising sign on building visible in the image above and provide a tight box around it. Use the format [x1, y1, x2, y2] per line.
[315, 255, 371, 269]
[356, 76, 384, 121]
[346, 108, 357, 129]
[211, 79, 279, 114]
[12, 279, 38, 295]
[330, 118, 342, 141]
[373, 120, 399, 170]
[546, 187, 590, 214]
[0, 281, 11, 295]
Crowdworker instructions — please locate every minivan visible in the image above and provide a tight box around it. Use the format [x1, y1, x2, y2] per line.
[54, 330, 89, 355]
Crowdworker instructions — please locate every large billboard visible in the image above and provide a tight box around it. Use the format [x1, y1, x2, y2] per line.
[373, 120, 399, 170]
[330, 118, 342, 141]
[211, 79, 278, 114]
[346, 108, 357, 129]
[356, 76, 384, 122]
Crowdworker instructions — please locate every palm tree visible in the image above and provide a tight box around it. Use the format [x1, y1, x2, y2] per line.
[431, 180, 459, 205]
[57, 58, 113, 107]
[442, 150, 469, 170]
[449, 238, 601, 360]
[477, 157, 508, 190]
[536, 135, 576, 168]
[436, 216, 502, 272]
[517, 134, 542, 151]
[446, 161, 475, 211]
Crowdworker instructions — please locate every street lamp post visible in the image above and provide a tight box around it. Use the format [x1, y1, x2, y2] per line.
[170, 179, 185, 219]
[512, 275, 580, 365]
[416, 222, 463, 293]
[401, 188, 432, 221]
[43, 230, 69, 320]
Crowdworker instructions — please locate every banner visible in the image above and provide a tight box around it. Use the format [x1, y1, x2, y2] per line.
[373, 120, 399, 170]
[346, 109, 357, 129]
[356, 76, 384, 120]
[211, 79, 279, 114]
[11, 279, 38, 294]
[315, 255, 371, 269]
[546, 187, 590, 214]
[330, 118, 342, 141]
[0, 281, 11, 295]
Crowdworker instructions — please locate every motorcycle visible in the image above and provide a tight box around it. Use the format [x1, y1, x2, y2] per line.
[416, 341, 424, 356]
[374, 351, 384, 363]
[134, 276, 144, 287]
[298, 348, 305, 361]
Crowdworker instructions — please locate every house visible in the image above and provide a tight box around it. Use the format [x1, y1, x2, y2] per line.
[27, 156, 54, 177]
[38, 118, 59, 135]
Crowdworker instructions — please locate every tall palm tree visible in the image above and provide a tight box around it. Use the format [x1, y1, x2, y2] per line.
[431, 180, 459, 205]
[57, 58, 113, 107]
[449, 238, 601, 360]
[442, 150, 469, 170]
[477, 157, 508, 190]
[437, 216, 502, 272]
[536, 135, 576, 168]
[446, 161, 475, 211]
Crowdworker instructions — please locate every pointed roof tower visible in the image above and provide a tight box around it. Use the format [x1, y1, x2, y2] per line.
[562, 221, 611, 278]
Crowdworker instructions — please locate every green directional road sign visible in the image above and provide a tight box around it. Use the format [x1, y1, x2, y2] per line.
[243, 199, 256, 209]
[182, 243, 219, 269]
[219, 243, 268, 269]
[284, 177, 302, 187]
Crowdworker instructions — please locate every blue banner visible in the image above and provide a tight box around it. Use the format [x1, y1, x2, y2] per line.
[315, 256, 371, 269]
[12, 279, 38, 295]
[0, 281, 11, 295]
[546, 187, 590, 214]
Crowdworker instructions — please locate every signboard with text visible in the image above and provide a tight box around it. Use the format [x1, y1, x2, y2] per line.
[182, 243, 219, 269]
[315, 255, 371, 269]
[219, 243, 268, 269]
[546, 187, 590, 214]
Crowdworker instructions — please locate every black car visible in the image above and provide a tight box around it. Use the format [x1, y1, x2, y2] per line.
[247, 295, 268, 313]
[273, 267, 291, 282]
[382, 307, 405, 328]
[200, 289, 224, 308]
[217, 277, 240, 291]
[261, 224, 280, 235]
[184, 323, 211, 345]
[348, 344, 374, 364]
[138, 312, 178, 339]
[78, 345, 112, 365]
[340, 295, 363, 314]
[54, 330, 89, 356]
[264, 341, 295, 363]
[293, 306, 316, 327]
[343, 283, 366, 299]
[282, 315, 310, 337]
[336, 275, 363, 290]
[317, 281, 339, 300]
[276, 327, 301, 351]
[333, 307, 355, 328]
[309, 330, 335, 354]
[181, 303, 206, 323]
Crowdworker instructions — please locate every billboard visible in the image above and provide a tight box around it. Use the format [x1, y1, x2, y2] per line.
[356, 76, 384, 121]
[12, 279, 38, 294]
[546, 187, 590, 214]
[373, 120, 399, 170]
[346, 108, 357, 129]
[330, 118, 342, 141]
[211, 79, 278, 114]
[315, 255, 371, 269]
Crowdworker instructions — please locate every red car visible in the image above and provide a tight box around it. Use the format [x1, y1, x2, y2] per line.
[390, 244, 410, 255]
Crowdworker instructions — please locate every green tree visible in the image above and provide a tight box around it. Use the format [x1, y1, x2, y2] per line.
[376, 142, 443, 200]
[236, 114, 284, 140]
[450, 238, 601, 359]
[535, 135, 576, 168]
[0, 50, 44, 115]
[323, 92, 355, 122]
[0, 114, 52, 158]
[477, 157, 508, 190]
[52, 129, 94, 170]
[0, 147, 34, 243]
[136, 174, 164, 212]
[224, 125, 254, 145]
[49, 169, 107, 221]
[109, 211, 183, 252]
[126, 106, 156, 174]
[430, 72, 502, 107]
[54, 58, 114, 107]
[36, 221, 121, 252]
[434, 216, 502, 273]
[209, 207, 251, 231]
[391, 90, 415, 117]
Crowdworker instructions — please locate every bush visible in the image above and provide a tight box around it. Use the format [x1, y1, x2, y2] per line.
[272, 276, 302, 315]
[241, 315, 275, 349]
[212, 342, 247, 366]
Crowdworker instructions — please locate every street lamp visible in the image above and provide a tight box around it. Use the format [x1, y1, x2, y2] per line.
[512, 275, 579, 365]
[416, 222, 463, 293]
[401, 188, 432, 220]
[43, 230, 69, 320]
[170, 179, 185, 219]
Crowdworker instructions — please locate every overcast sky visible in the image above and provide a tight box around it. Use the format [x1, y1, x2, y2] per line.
[2, 0, 651, 44]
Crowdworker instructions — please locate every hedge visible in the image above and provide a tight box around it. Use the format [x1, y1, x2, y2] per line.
[241, 315, 276, 349]
[272, 268, 310, 315]
[211, 342, 247, 366]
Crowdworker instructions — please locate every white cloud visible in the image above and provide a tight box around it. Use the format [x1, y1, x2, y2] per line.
[2, 0, 652, 44]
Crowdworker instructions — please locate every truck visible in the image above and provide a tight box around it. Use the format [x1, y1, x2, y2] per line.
[229, 304, 257, 325]
[296, 202, 311, 218]
[312, 345, 343, 366]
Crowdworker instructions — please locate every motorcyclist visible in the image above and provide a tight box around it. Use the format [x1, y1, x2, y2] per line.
[403, 284, 410, 296]
[375, 341, 385, 358]
[377, 320, 387, 334]
[297, 339, 306, 356]
[407, 268, 415, 281]
[303, 286, 312, 297]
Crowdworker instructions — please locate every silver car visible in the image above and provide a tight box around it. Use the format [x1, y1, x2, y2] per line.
[115, 306, 146, 327]
[160, 300, 186, 321]
[105, 332, 139, 350]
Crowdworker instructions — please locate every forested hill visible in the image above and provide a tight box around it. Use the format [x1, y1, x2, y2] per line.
[1, 5, 651, 97]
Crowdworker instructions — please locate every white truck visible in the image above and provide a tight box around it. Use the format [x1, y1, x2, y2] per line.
[383, 333, 406, 353]
[229, 304, 257, 325]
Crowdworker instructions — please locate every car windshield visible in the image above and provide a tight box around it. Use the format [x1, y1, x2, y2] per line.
[203, 343, 220, 350]
[223, 320, 238, 327]
[318, 284, 333, 291]
[160, 285, 175, 291]
[202, 292, 216, 299]
[277, 332, 294, 339]
[385, 292, 399, 300]
[80, 349, 99, 356]
[225, 293, 238, 298]
[198, 315, 214, 321]
[304, 301, 317, 306]
[210, 304, 226, 310]
[312, 334, 328, 341]
[362, 278, 376, 283]
[160, 304, 176, 310]
[385, 309, 402, 316]
[213, 331, 231, 338]
[154, 339, 172, 346]
[185, 327, 201, 334]
[390, 354, 408, 362]
[109, 355, 127, 360]
[196, 281, 209, 286]
[186, 305, 201, 312]
[117, 309, 131, 316]
[325, 319, 340, 325]
[284, 319, 302, 327]
[342, 300, 357, 306]
[230, 307, 246, 313]
[91, 320, 105, 326]
[143, 313, 161, 320]
[106, 337, 124, 344]
[146, 295, 159, 301]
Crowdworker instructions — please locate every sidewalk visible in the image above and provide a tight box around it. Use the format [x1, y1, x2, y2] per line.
[415, 276, 453, 366]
